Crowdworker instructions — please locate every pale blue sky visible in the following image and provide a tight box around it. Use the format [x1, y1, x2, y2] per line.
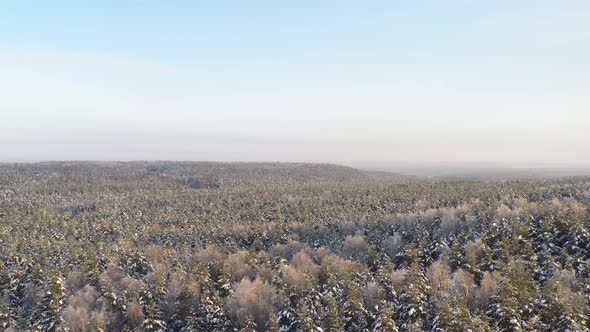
[1, 1, 589, 165]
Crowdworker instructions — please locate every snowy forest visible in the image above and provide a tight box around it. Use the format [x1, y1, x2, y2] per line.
[1, 161, 589, 332]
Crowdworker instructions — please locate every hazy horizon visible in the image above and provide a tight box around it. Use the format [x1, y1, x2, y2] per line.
[2, 1, 589, 165]
[3, 129, 590, 169]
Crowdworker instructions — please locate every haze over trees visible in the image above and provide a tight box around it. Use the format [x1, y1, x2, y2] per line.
[1, 162, 589, 331]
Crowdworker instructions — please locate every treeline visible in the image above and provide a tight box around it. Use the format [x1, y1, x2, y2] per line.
[0, 162, 589, 331]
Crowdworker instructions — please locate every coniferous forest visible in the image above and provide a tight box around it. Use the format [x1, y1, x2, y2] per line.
[1, 161, 590, 332]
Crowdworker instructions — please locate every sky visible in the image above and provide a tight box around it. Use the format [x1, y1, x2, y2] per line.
[1, 1, 589, 166]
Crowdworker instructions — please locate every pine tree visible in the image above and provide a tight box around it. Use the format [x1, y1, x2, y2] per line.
[277, 306, 299, 332]
[277, 289, 300, 332]
[488, 280, 522, 331]
[553, 314, 589, 332]
[0, 265, 17, 330]
[297, 296, 321, 332]
[31, 272, 66, 332]
[178, 318, 201, 332]
[141, 303, 167, 332]
[449, 234, 465, 271]
[297, 298, 320, 332]
[4, 265, 28, 330]
[318, 266, 344, 301]
[487, 261, 540, 331]
[209, 260, 233, 297]
[197, 289, 228, 332]
[367, 247, 382, 273]
[170, 287, 197, 331]
[139, 290, 167, 332]
[81, 250, 101, 286]
[241, 315, 258, 332]
[0, 302, 17, 331]
[433, 301, 487, 332]
[535, 249, 558, 282]
[321, 294, 343, 332]
[265, 314, 279, 332]
[376, 262, 399, 307]
[396, 261, 429, 332]
[371, 301, 399, 332]
[343, 285, 369, 331]
[540, 270, 589, 331]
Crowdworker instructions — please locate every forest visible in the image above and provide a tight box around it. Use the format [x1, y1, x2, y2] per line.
[1, 161, 589, 332]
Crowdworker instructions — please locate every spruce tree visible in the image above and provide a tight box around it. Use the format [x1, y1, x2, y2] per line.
[0, 302, 16, 331]
[371, 301, 399, 332]
[396, 261, 429, 332]
[265, 314, 279, 332]
[376, 262, 399, 307]
[321, 294, 343, 332]
[277, 306, 299, 332]
[240, 315, 258, 332]
[0, 265, 17, 330]
[197, 289, 228, 332]
[209, 260, 233, 297]
[297, 298, 320, 332]
[139, 290, 167, 332]
[487, 261, 541, 331]
[343, 284, 369, 331]
[32, 272, 66, 332]
[540, 271, 589, 331]
[449, 234, 466, 271]
[171, 287, 197, 331]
